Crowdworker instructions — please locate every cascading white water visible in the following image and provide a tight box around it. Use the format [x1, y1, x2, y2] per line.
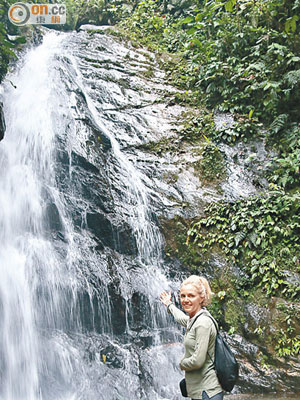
[0, 32, 87, 399]
[0, 33, 63, 399]
[0, 30, 183, 400]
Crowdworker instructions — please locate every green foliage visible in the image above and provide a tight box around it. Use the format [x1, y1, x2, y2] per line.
[180, 3, 300, 121]
[60, 0, 105, 30]
[119, 0, 168, 48]
[187, 189, 300, 299]
[0, 0, 21, 82]
[179, 110, 214, 142]
[195, 142, 226, 183]
[213, 118, 263, 144]
[268, 147, 300, 189]
[266, 119, 300, 189]
[276, 330, 300, 357]
[119, 0, 300, 146]
[0, 23, 15, 81]
[275, 303, 300, 357]
[56, 0, 132, 30]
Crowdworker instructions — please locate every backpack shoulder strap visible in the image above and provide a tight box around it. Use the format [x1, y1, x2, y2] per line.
[187, 309, 211, 331]
[187, 313, 201, 331]
[200, 312, 219, 366]
[187, 311, 220, 337]
[203, 313, 219, 333]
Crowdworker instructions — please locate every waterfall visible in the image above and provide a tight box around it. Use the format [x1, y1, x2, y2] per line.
[0, 29, 184, 399]
[0, 33, 67, 400]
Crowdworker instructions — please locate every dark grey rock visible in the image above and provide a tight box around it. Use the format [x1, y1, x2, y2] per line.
[0, 102, 6, 141]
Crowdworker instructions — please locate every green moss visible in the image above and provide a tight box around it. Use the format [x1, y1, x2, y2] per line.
[161, 172, 179, 185]
[223, 299, 246, 332]
[193, 143, 226, 184]
[105, 27, 123, 37]
[87, 29, 106, 35]
[155, 52, 182, 74]
[178, 110, 215, 142]
[160, 216, 207, 268]
[138, 137, 177, 155]
[140, 66, 155, 78]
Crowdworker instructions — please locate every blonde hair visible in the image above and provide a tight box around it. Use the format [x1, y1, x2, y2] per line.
[181, 275, 212, 306]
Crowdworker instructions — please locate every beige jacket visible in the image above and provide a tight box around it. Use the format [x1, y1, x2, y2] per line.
[168, 304, 223, 399]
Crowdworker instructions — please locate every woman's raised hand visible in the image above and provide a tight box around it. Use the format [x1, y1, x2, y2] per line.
[160, 290, 172, 306]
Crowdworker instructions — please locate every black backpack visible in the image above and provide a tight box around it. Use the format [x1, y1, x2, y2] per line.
[179, 312, 239, 397]
[205, 314, 239, 392]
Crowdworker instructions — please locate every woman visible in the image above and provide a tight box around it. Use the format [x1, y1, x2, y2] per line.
[160, 275, 223, 400]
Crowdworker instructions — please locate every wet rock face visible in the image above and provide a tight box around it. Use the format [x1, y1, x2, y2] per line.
[47, 26, 186, 376]
[58, 27, 300, 394]
[0, 102, 5, 141]
[229, 333, 300, 394]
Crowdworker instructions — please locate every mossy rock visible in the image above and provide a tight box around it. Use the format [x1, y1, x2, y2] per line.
[193, 142, 226, 184]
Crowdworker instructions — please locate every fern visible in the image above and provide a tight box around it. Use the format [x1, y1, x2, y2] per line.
[234, 231, 246, 247]
[248, 232, 257, 247]
[279, 173, 289, 189]
[284, 69, 300, 88]
[270, 114, 289, 134]
[293, 0, 300, 10]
